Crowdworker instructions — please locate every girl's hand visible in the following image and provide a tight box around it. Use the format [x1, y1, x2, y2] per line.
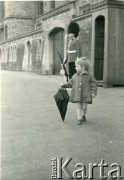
[61, 82, 64, 86]
[92, 94, 96, 98]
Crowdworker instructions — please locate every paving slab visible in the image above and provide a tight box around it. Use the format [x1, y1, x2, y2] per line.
[1, 70, 124, 180]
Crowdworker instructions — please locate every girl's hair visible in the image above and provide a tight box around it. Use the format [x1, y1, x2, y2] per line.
[75, 57, 91, 72]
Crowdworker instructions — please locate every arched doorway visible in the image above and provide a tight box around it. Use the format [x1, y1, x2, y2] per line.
[0, 49, 2, 60]
[0, 49, 3, 69]
[26, 41, 31, 71]
[94, 16, 105, 80]
[49, 28, 64, 75]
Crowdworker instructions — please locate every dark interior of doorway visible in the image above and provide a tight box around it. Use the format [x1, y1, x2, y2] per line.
[94, 16, 105, 81]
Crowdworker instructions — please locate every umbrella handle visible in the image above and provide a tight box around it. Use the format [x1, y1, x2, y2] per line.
[58, 52, 69, 82]
[61, 64, 67, 83]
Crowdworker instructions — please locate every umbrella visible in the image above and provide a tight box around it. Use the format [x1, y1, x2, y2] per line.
[54, 88, 69, 121]
[57, 52, 69, 82]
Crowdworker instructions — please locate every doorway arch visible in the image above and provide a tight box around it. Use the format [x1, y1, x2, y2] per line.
[0, 49, 2, 60]
[94, 16, 105, 80]
[26, 41, 31, 71]
[49, 27, 64, 75]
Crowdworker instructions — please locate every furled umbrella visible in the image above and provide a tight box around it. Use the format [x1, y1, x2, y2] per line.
[54, 88, 69, 121]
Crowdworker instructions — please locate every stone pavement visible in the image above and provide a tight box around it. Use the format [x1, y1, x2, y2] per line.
[1, 70, 124, 180]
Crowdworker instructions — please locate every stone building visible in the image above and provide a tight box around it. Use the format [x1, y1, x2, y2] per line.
[0, 0, 124, 86]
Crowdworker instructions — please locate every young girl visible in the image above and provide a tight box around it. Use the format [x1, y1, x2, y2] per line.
[61, 57, 97, 125]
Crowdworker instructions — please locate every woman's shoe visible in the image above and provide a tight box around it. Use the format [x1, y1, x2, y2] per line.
[77, 119, 83, 125]
[82, 116, 86, 122]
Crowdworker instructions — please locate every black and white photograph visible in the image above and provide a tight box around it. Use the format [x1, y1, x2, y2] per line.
[0, 0, 124, 179]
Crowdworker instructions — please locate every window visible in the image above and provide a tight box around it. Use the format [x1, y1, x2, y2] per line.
[36, 1, 43, 16]
[39, 2, 43, 15]
[36, 23, 42, 30]
[50, 1, 55, 10]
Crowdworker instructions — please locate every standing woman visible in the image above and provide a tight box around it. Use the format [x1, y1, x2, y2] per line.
[64, 21, 82, 79]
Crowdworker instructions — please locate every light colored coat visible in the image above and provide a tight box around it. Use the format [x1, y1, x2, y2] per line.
[62, 72, 97, 103]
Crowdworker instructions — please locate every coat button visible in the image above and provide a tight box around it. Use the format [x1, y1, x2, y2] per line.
[79, 88, 81, 90]
[80, 83, 82, 84]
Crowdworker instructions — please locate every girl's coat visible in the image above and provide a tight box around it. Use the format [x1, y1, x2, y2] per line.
[61, 72, 97, 104]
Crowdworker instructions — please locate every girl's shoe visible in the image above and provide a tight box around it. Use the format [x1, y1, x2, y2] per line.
[82, 116, 86, 122]
[77, 119, 83, 125]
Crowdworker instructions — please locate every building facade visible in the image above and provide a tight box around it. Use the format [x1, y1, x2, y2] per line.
[0, 0, 124, 86]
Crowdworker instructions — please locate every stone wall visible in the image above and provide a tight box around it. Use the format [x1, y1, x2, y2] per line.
[42, 11, 71, 34]
[43, 1, 71, 14]
[0, 30, 43, 71]
[4, 18, 34, 39]
[3, 1, 35, 40]
[4, 1, 35, 19]
[0, 1, 4, 22]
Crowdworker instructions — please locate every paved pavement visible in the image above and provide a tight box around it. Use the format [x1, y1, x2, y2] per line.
[1, 70, 124, 180]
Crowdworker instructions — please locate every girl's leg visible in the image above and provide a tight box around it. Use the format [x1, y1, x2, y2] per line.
[77, 102, 83, 125]
[82, 103, 87, 121]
